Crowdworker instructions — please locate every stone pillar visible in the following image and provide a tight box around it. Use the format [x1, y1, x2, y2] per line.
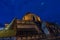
[34, 35, 36, 40]
[31, 35, 32, 40]
[38, 34, 40, 40]
[26, 36, 27, 40]
[21, 37, 23, 40]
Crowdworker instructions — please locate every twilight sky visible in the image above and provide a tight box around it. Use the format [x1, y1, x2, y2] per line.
[0, 0, 60, 27]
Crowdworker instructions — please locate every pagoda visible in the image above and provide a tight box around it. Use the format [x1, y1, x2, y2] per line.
[0, 12, 60, 40]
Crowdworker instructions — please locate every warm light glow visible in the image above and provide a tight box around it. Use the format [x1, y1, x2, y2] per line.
[37, 16, 41, 21]
[23, 15, 33, 21]
[22, 13, 41, 22]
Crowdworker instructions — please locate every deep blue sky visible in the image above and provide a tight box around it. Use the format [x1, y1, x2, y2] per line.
[0, 0, 60, 27]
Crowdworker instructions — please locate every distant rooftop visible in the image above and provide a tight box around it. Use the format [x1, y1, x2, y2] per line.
[22, 12, 41, 22]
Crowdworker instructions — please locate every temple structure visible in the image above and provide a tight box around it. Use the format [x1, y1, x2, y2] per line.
[0, 12, 60, 40]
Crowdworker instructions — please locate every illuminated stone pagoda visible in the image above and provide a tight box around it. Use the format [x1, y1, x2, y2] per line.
[0, 12, 60, 40]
